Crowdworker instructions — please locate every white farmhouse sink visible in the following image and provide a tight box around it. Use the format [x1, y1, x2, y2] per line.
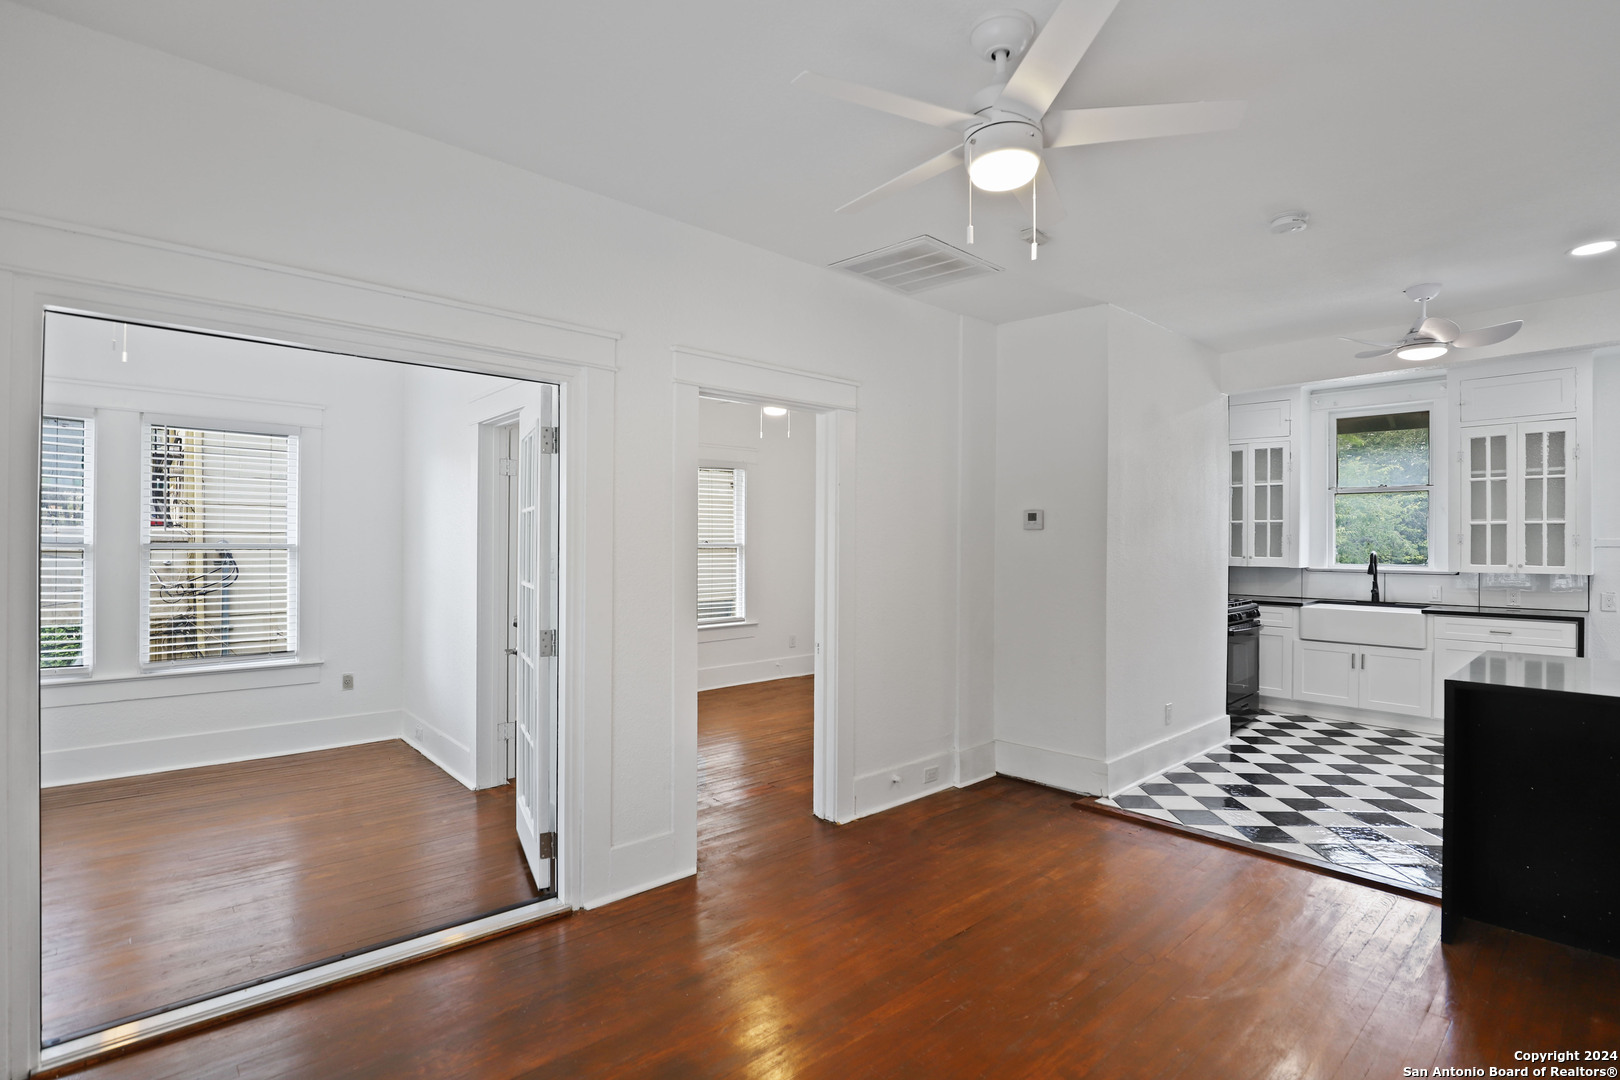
[1298, 603, 1427, 649]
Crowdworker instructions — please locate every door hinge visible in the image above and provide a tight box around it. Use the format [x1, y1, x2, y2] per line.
[498, 457, 517, 476]
[540, 426, 560, 454]
[498, 721, 515, 740]
[539, 628, 558, 658]
[538, 831, 556, 860]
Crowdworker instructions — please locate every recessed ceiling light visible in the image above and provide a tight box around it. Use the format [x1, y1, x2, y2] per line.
[1570, 239, 1618, 257]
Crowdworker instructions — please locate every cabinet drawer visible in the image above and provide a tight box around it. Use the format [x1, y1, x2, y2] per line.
[1431, 616, 1578, 649]
[1257, 604, 1296, 629]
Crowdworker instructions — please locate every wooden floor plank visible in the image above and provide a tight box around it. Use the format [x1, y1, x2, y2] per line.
[57, 676, 1620, 1078]
[42, 740, 539, 1041]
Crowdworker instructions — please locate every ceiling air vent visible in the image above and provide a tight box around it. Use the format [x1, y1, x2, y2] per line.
[829, 236, 1001, 294]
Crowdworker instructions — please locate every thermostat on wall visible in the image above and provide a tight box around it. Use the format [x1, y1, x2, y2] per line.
[1023, 509, 1044, 530]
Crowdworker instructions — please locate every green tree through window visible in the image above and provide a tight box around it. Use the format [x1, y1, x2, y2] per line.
[1335, 412, 1430, 565]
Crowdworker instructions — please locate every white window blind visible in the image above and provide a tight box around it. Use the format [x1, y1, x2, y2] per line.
[144, 424, 298, 665]
[40, 415, 90, 670]
[698, 467, 745, 625]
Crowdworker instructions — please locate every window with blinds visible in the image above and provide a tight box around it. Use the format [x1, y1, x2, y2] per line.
[144, 424, 298, 665]
[41, 416, 91, 670]
[698, 467, 745, 625]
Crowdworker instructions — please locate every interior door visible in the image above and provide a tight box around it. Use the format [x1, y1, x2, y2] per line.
[514, 387, 558, 893]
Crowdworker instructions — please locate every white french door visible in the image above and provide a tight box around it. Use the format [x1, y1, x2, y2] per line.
[514, 386, 558, 893]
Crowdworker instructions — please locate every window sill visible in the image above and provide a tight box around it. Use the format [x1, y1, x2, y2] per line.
[1308, 566, 1456, 575]
[699, 620, 758, 642]
[41, 659, 324, 707]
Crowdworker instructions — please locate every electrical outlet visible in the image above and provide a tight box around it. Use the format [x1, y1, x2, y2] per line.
[414, 726, 424, 743]
[341, 673, 355, 691]
[1603, 592, 1617, 613]
[1164, 703, 1173, 726]
[788, 634, 797, 648]
[924, 766, 940, 785]
[1430, 586, 1443, 601]
[1507, 590, 1521, 606]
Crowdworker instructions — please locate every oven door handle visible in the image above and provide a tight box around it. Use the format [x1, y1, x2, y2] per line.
[1227, 623, 1259, 636]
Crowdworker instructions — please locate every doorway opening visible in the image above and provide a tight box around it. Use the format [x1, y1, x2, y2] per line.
[37, 311, 561, 1047]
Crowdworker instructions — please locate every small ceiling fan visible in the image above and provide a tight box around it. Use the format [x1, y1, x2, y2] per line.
[793, 0, 1244, 237]
[1344, 284, 1524, 362]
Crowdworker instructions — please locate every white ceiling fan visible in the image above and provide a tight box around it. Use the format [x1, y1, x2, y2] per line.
[1344, 284, 1524, 361]
[793, 0, 1245, 232]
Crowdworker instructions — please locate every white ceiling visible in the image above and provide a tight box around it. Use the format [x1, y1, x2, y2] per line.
[17, 0, 1620, 350]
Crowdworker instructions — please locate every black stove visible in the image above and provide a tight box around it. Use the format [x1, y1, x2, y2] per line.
[1226, 598, 1261, 716]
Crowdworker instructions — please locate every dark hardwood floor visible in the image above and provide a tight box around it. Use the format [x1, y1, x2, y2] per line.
[61, 675, 1620, 1078]
[42, 740, 539, 1042]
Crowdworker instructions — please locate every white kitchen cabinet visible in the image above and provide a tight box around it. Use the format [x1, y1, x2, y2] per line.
[1458, 420, 1583, 573]
[1431, 616, 1579, 718]
[1295, 640, 1432, 717]
[1257, 605, 1295, 700]
[1229, 440, 1294, 566]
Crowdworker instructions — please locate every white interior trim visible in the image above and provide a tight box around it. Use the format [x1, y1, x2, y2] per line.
[2, 213, 618, 1078]
[673, 350, 859, 824]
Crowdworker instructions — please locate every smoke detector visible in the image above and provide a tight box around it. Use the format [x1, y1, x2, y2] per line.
[1269, 211, 1310, 234]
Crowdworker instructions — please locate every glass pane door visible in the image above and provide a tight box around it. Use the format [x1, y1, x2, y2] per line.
[1467, 430, 1511, 567]
[1230, 448, 1245, 558]
[1522, 426, 1568, 568]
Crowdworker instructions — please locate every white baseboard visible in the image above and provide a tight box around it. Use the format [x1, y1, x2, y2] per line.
[991, 738, 1108, 796]
[1259, 696, 1442, 736]
[41, 709, 405, 787]
[401, 710, 477, 789]
[697, 653, 814, 691]
[583, 863, 696, 910]
[596, 830, 692, 908]
[956, 740, 996, 787]
[852, 749, 958, 818]
[1104, 714, 1230, 796]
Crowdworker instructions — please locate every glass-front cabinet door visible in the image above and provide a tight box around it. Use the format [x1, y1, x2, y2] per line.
[1458, 420, 1575, 573]
[1229, 440, 1292, 566]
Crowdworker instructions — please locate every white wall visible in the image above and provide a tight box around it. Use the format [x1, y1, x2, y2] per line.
[991, 306, 1229, 796]
[992, 307, 1111, 792]
[38, 314, 411, 785]
[695, 398, 815, 690]
[0, 0, 988, 973]
[1103, 308, 1229, 790]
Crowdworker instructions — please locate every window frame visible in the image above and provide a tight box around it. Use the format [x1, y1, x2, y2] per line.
[138, 414, 302, 672]
[1317, 399, 1446, 571]
[39, 408, 95, 677]
[696, 464, 747, 627]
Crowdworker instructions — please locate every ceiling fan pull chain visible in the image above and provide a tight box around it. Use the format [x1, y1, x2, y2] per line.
[1031, 179, 1038, 261]
[965, 143, 975, 244]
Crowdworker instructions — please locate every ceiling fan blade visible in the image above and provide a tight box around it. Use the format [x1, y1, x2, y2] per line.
[1355, 347, 1399, 359]
[1044, 101, 1246, 148]
[997, 0, 1123, 119]
[1012, 162, 1068, 225]
[1341, 336, 1400, 349]
[1418, 317, 1461, 343]
[1451, 320, 1524, 349]
[835, 145, 964, 214]
[794, 71, 979, 130]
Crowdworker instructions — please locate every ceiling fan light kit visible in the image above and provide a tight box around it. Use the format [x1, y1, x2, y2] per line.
[1570, 239, 1617, 257]
[1342, 283, 1524, 362]
[794, 0, 1245, 262]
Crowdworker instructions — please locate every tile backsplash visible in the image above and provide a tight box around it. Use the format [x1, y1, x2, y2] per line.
[1229, 565, 1590, 611]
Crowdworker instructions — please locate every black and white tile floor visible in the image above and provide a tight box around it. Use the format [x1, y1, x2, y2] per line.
[1100, 714, 1444, 895]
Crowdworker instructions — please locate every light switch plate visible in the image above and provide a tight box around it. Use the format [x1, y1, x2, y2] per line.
[1603, 592, 1617, 613]
[1023, 509, 1044, 530]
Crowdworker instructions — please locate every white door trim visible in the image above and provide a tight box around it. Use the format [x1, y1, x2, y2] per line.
[672, 348, 859, 824]
[1, 224, 617, 1078]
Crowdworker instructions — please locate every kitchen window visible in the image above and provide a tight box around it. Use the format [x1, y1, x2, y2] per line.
[697, 466, 745, 625]
[40, 414, 92, 671]
[1331, 409, 1432, 566]
[143, 423, 299, 666]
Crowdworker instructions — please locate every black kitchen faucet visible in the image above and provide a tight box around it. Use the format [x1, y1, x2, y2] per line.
[1368, 550, 1380, 603]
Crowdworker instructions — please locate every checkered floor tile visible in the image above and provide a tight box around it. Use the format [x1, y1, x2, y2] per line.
[1100, 713, 1443, 895]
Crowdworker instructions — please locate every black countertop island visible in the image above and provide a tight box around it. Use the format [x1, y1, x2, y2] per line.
[1442, 652, 1620, 958]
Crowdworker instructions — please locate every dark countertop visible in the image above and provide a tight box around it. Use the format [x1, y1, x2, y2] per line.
[1447, 651, 1620, 699]
[1234, 595, 1585, 622]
